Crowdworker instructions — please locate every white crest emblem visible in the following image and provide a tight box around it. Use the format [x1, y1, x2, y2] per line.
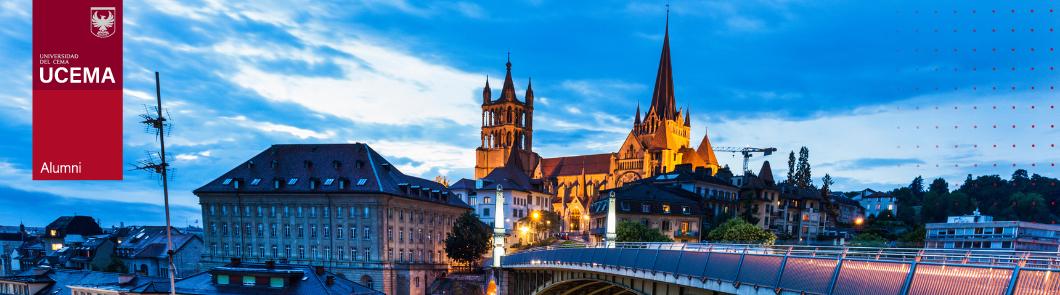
[90, 7, 117, 39]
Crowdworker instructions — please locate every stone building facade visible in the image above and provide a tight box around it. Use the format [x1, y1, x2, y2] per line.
[194, 144, 471, 295]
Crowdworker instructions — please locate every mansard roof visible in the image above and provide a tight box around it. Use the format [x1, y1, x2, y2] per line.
[539, 153, 612, 178]
[193, 144, 470, 209]
[45, 216, 103, 237]
[589, 182, 702, 216]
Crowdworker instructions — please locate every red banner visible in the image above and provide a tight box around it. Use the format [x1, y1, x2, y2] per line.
[33, 0, 123, 180]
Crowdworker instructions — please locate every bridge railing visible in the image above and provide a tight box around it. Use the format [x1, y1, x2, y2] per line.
[507, 242, 1060, 294]
[519, 242, 1060, 269]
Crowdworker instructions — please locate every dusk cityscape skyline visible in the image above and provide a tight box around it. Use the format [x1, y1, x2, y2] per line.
[0, 0, 1057, 229]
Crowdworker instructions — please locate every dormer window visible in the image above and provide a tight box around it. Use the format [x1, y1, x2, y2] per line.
[641, 204, 651, 213]
[682, 206, 690, 214]
[309, 179, 319, 190]
[356, 178, 368, 186]
[250, 178, 261, 186]
[324, 178, 335, 186]
[662, 204, 671, 214]
[287, 178, 298, 185]
[338, 179, 348, 190]
[273, 179, 281, 189]
[271, 160, 279, 169]
[222, 178, 233, 185]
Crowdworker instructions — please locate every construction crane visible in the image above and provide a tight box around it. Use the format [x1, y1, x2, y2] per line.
[713, 146, 778, 174]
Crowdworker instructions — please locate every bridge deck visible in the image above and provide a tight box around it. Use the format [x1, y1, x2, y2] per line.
[502, 243, 1060, 295]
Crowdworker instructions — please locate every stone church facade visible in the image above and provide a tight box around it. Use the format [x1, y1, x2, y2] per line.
[463, 17, 722, 235]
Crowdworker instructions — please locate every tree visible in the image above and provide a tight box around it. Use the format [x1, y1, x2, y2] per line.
[103, 258, 128, 273]
[616, 221, 672, 242]
[794, 147, 812, 189]
[929, 178, 949, 195]
[850, 232, 888, 247]
[821, 174, 834, 195]
[706, 218, 776, 245]
[909, 176, 924, 198]
[786, 151, 796, 184]
[445, 212, 491, 266]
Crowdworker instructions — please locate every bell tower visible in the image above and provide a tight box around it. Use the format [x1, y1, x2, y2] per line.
[475, 55, 540, 179]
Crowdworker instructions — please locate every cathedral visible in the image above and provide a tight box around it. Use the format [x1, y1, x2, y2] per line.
[466, 15, 721, 233]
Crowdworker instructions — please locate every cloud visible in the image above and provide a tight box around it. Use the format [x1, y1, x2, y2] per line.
[223, 116, 336, 139]
[364, 140, 475, 177]
[560, 79, 643, 98]
[702, 90, 1060, 191]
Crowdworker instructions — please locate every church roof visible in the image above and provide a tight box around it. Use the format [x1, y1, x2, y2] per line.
[695, 129, 719, 167]
[678, 147, 707, 167]
[497, 56, 520, 103]
[539, 153, 612, 178]
[479, 154, 538, 192]
[646, 14, 678, 121]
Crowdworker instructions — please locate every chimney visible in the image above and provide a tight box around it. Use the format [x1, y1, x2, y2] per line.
[230, 258, 241, 266]
[314, 266, 325, 276]
[118, 274, 135, 285]
[265, 260, 275, 269]
[325, 275, 335, 286]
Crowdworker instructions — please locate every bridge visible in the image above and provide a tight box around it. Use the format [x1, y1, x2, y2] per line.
[497, 242, 1060, 295]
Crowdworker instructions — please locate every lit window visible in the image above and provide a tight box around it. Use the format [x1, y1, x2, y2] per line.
[662, 204, 671, 214]
[217, 275, 230, 285]
[49, 230, 57, 236]
[250, 178, 261, 186]
[51, 243, 63, 250]
[287, 178, 298, 185]
[324, 178, 335, 186]
[357, 178, 368, 186]
[269, 277, 284, 288]
[243, 276, 255, 286]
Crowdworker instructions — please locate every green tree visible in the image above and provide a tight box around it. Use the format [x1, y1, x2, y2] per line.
[103, 258, 127, 273]
[706, 218, 776, 245]
[795, 147, 812, 188]
[821, 174, 834, 195]
[929, 178, 950, 195]
[909, 176, 924, 198]
[898, 226, 926, 247]
[445, 212, 491, 266]
[616, 221, 672, 242]
[786, 151, 796, 184]
[850, 232, 888, 247]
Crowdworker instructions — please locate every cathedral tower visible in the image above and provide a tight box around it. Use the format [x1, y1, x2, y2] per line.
[475, 56, 540, 179]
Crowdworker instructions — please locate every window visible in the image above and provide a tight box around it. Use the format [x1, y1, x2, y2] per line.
[250, 178, 261, 186]
[364, 226, 370, 240]
[297, 225, 304, 238]
[217, 274, 230, 285]
[269, 277, 284, 288]
[323, 225, 330, 238]
[483, 208, 491, 217]
[620, 201, 630, 211]
[681, 206, 690, 214]
[222, 178, 232, 185]
[298, 246, 305, 259]
[357, 178, 368, 186]
[310, 224, 317, 238]
[662, 204, 671, 214]
[364, 248, 371, 261]
[337, 225, 344, 239]
[324, 178, 335, 186]
[270, 224, 277, 237]
[283, 225, 290, 237]
[363, 207, 370, 218]
[287, 178, 298, 185]
[337, 207, 344, 218]
[641, 204, 651, 213]
[242, 276, 255, 286]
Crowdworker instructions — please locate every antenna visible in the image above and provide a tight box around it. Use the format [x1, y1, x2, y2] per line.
[133, 72, 178, 295]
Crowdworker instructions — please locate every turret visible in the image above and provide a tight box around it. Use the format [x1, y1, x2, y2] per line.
[482, 77, 491, 104]
[525, 77, 534, 107]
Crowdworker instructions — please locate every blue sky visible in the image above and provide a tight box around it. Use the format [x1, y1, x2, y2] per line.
[0, 0, 1057, 227]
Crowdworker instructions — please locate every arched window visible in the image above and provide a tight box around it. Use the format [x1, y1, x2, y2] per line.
[361, 275, 374, 289]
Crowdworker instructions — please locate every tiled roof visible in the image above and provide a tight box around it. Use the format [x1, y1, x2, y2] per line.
[194, 144, 469, 209]
[653, 164, 737, 188]
[137, 262, 383, 295]
[477, 155, 540, 192]
[44, 216, 103, 237]
[590, 182, 702, 216]
[116, 226, 199, 259]
[539, 153, 612, 178]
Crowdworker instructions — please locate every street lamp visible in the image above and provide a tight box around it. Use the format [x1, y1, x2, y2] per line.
[532, 210, 541, 221]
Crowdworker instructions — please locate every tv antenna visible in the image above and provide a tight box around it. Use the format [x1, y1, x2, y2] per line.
[132, 72, 178, 295]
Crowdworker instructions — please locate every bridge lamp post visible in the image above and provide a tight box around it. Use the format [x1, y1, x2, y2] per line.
[605, 191, 617, 248]
[493, 184, 506, 268]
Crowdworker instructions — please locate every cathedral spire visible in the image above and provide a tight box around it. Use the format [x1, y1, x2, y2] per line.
[647, 8, 677, 121]
[684, 107, 691, 126]
[634, 102, 642, 125]
[500, 53, 518, 102]
[525, 77, 534, 106]
[482, 76, 491, 104]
